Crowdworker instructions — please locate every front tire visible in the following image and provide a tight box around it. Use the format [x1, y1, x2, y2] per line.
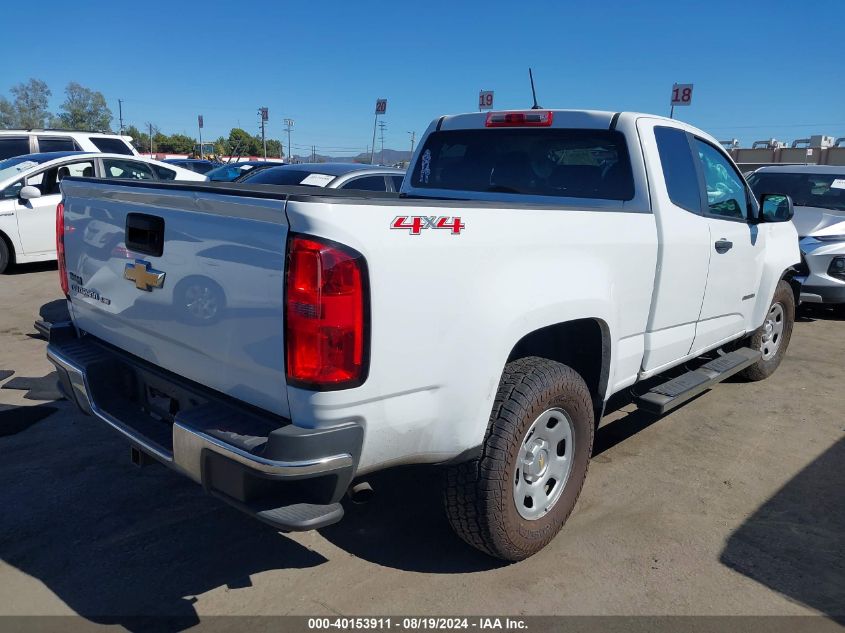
[444, 357, 594, 561]
[739, 280, 795, 381]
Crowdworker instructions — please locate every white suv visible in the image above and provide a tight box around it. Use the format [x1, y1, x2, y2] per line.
[0, 130, 138, 160]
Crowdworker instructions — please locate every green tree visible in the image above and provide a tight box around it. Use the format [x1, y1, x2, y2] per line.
[166, 133, 197, 154]
[0, 97, 15, 128]
[9, 79, 51, 128]
[266, 138, 284, 159]
[213, 136, 228, 157]
[55, 82, 112, 131]
[125, 124, 148, 153]
[227, 128, 257, 157]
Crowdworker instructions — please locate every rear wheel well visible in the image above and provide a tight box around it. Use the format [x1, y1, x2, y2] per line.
[507, 318, 609, 422]
[0, 229, 15, 269]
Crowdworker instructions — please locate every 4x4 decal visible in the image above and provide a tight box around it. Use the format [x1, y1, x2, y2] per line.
[391, 215, 465, 235]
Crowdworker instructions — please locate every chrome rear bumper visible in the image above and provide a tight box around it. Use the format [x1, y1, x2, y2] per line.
[46, 328, 362, 530]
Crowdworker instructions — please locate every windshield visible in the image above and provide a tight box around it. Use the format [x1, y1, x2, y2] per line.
[747, 172, 845, 211]
[240, 168, 335, 187]
[0, 156, 44, 181]
[409, 128, 635, 200]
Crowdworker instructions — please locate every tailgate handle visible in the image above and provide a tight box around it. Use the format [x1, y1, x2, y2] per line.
[126, 213, 165, 257]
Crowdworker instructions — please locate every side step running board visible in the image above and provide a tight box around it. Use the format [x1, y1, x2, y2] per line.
[637, 347, 762, 415]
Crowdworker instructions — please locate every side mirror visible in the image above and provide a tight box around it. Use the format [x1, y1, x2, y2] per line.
[19, 185, 42, 201]
[759, 193, 794, 223]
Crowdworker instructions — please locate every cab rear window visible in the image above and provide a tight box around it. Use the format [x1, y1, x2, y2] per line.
[411, 128, 634, 201]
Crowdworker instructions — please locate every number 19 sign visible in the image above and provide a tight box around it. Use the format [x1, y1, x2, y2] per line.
[478, 90, 494, 110]
[670, 83, 693, 106]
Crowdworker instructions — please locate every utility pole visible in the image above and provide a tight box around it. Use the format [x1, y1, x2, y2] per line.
[197, 114, 204, 159]
[148, 122, 154, 157]
[407, 131, 416, 157]
[284, 118, 294, 163]
[258, 107, 268, 159]
[378, 121, 387, 165]
[118, 99, 125, 135]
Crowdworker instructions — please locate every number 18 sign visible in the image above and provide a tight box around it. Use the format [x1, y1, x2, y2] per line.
[670, 83, 693, 106]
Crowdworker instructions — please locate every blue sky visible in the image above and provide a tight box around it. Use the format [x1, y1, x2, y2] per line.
[3, 0, 844, 155]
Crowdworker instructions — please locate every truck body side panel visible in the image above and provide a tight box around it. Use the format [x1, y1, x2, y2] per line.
[283, 199, 657, 474]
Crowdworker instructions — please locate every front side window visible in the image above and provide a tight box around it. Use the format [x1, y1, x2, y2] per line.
[694, 140, 748, 220]
[1, 180, 23, 199]
[37, 136, 78, 152]
[411, 128, 635, 201]
[49, 160, 96, 194]
[103, 159, 154, 180]
[654, 126, 702, 214]
[391, 175, 404, 191]
[89, 137, 134, 155]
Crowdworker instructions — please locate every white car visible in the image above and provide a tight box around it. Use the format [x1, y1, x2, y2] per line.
[747, 165, 845, 312]
[0, 151, 206, 272]
[0, 129, 138, 160]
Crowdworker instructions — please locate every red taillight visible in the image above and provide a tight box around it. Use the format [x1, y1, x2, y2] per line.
[285, 235, 368, 389]
[485, 110, 554, 127]
[56, 202, 68, 296]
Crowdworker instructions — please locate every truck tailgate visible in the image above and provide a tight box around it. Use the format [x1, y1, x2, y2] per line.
[60, 179, 291, 418]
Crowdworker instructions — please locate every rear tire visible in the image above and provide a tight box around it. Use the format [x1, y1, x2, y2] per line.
[739, 280, 794, 381]
[0, 238, 10, 274]
[443, 357, 594, 561]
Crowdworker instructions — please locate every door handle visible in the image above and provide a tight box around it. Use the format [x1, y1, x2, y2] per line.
[714, 239, 733, 254]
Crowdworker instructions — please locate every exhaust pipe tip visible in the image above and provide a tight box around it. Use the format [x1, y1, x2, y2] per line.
[347, 481, 374, 504]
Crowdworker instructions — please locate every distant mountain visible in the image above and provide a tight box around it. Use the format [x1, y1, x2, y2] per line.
[291, 148, 413, 166]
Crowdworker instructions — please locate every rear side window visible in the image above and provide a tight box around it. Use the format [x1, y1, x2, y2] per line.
[37, 137, 78, 152]
[654, 126, 702, 214]
[103, 158, 154, 180]
[411, 128, 635, 201]
[243, 168, 330, 186]
[89, 137, 134, 155]
[0, 137, 31, 160]
[340, 175, 388, 191]
[391, 175, 404, 191]
[153, 165, 177, 180]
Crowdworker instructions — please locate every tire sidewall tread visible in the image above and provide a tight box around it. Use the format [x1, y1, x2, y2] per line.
[444, 356, 594, 561]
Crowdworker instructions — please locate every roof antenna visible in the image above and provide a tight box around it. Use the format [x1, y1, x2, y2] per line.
[529, 68, 542, 109]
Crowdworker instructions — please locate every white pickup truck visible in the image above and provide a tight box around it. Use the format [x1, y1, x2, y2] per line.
[47, 109, 800, 561]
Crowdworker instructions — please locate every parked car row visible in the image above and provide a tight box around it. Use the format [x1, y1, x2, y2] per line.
[0, 151, 204, 272]
[0, 129, 410, 272]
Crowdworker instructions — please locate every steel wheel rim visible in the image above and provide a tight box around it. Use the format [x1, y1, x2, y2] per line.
[761, 302, 785, 360]
[185, 285, 218, 319]
[513, 407, 575, 521]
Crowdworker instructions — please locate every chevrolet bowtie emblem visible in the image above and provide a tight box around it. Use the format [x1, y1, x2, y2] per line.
[124, 259, 166, 291]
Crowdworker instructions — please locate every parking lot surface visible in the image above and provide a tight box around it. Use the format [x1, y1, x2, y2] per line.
[0, 264, 842, 626]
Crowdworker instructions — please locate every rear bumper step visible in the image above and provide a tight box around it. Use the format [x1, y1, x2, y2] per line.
[46, 326, 362, 532]
[637, 348, 761, 415]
